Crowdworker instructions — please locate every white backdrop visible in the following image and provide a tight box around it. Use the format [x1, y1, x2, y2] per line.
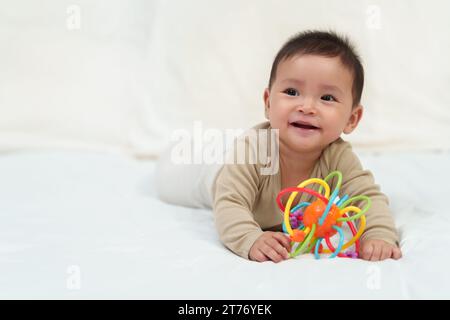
[1, 0, 449, 157]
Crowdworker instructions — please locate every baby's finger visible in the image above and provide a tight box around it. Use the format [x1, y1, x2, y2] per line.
[266, 237, 289, 259]
[273, 232, 292, 251]
[261, 243, 283, 263]
[392, 247, 402, 260]
[370, 244, 382, 261]
[252, 248, 269, 262]
[380, 245, 392, 261]
[360, 243, 373, 260]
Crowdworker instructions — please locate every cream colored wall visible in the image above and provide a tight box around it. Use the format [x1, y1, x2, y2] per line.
[1, 0, 449, 156]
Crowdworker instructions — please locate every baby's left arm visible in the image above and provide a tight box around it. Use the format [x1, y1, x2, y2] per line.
[331, 140, 402, 261]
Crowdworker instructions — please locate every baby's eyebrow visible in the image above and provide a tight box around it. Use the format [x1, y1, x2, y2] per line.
[281, 78, 305, 85]
[319, 84, 343, 95]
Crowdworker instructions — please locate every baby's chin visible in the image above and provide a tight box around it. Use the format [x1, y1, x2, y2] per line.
[279, 135, 324, 154]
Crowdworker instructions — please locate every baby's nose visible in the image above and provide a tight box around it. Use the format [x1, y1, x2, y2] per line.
[297, 99, 317, 114]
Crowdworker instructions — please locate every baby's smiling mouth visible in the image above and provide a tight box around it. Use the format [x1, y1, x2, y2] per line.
[289, 120, 320, 130]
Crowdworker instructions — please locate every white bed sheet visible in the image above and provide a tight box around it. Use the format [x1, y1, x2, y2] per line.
[1, 150, 449, 299]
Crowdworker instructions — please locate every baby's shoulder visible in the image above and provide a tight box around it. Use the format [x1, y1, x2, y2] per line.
[324, 137, 353, 155]
[321, 137, 357, 170]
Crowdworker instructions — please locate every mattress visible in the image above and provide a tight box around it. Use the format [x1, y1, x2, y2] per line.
[1, 149, 449, 299]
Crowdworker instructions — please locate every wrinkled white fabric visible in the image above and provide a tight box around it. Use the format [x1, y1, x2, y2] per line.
[1, 150, 449, 299]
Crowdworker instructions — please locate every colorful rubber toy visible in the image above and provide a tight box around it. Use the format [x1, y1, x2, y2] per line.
[276, 171, 371, 259]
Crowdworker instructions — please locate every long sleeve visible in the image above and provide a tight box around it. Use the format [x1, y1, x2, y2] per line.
[212, 160, 264, 259]
[329, 139, 400, 246]
[212, 121, 283, 259]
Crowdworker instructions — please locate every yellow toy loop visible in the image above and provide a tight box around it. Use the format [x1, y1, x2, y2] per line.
[337, 206, 363, 222]
[298, 178, 331, 198]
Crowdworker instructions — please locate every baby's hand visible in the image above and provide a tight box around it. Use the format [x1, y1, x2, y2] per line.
[249, 231, 291, 263]
[359, 239, 402, 261]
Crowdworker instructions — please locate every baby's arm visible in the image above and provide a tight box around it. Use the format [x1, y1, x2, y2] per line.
[331, 140, 402, 261]
[213, 160, 290, 262]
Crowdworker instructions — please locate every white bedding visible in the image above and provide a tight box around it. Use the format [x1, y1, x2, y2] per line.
[1, 150, 449, 299]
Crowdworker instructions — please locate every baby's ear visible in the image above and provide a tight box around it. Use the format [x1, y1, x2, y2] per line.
[263, 88, 270, 119]
[343, 104, 363, 134]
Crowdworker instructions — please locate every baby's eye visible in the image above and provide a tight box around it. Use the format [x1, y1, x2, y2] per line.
[321, 94, 336, 102]
[283, 88, 299, 96]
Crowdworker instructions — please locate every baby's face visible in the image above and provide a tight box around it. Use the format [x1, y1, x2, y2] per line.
[264, 54, 362, 153]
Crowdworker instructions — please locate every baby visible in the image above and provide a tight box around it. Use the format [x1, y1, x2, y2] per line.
[157, 30, 402, 263]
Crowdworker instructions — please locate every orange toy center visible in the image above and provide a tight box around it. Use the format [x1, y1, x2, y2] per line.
[303, 199, 342, 238]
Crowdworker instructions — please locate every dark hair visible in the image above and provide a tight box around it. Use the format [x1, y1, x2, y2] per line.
[268, 30, 364, 107]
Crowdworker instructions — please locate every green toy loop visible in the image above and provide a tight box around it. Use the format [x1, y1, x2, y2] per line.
[318, 171, 343, 196]
[337, 195, 372, 222]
